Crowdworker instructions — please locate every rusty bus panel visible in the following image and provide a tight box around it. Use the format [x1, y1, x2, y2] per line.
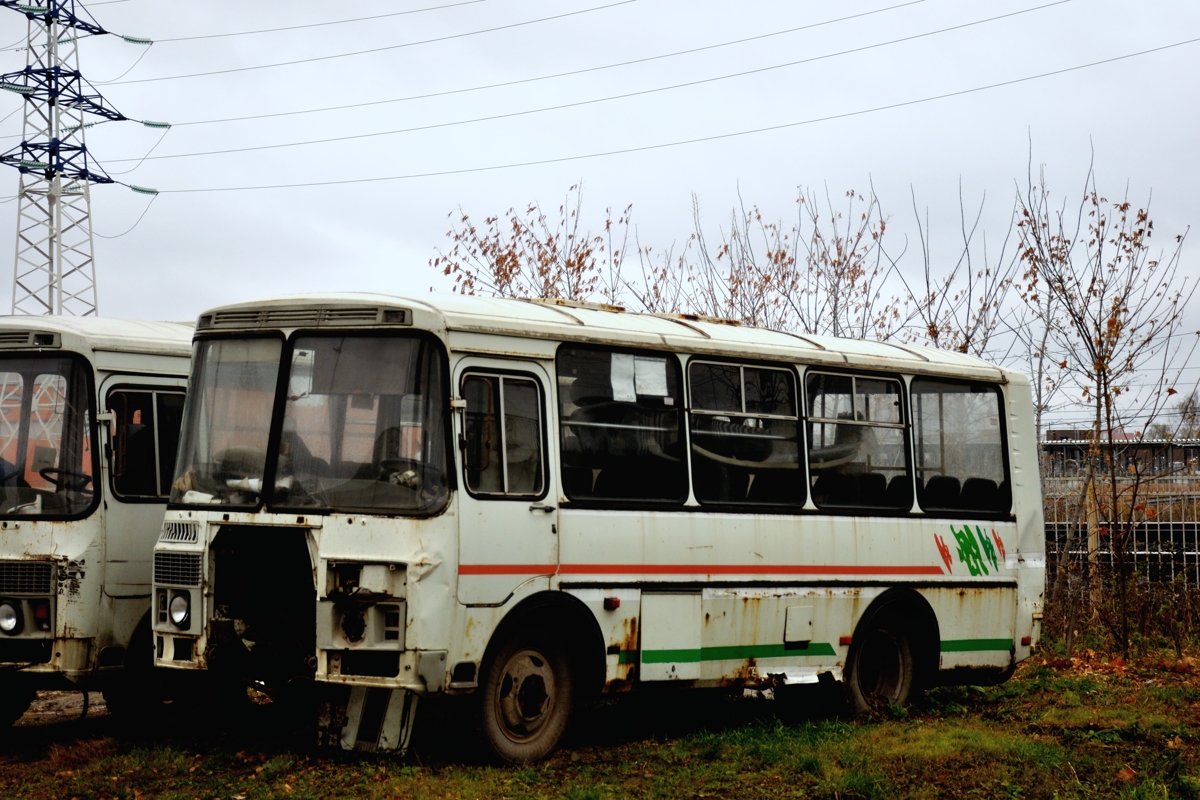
[563, 588, 641, 691]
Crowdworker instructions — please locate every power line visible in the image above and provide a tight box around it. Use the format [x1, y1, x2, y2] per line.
[155, 0, 489, 42]
[108, 0, 637, 86]
[108, 1, 1069, 165]
[149, 35, 1200, 194]
[163, 0, 926, 129]
[93, 194, 157, 238]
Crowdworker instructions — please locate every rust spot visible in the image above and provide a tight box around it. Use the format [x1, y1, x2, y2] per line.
[603, 677, 634, 693]
[621, 615, 638, 654]
[57, 559, 85, 596]
[716, 657, 762, 689]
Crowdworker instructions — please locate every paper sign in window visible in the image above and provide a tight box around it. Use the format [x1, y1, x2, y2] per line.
[634, 357, 668, 397]
[610, 353, 637, 402]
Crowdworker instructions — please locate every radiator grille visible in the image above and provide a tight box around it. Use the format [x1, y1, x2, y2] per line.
[159, 521, 199, 543]
[154, 552, 202, 587]
[0, 561, 52, 595]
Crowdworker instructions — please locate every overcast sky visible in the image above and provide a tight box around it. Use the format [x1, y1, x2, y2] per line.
[0, 0, 1197, 343]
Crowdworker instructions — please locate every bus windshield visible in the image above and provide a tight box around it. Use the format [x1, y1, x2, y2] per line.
[171, 334, 449, 514]
[171, 338, 282, 506]
[271, 335, 448, 514]
[0, 356, 94, 518]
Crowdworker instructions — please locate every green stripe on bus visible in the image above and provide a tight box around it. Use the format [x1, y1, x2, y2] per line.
[940, 638, 1014, 652]
[639, 642, 838, 664]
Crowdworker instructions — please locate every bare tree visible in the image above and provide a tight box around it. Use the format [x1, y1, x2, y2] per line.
[431, 182, 631, 305]
[684, 184, 902, 337]
[892, 182, 1021, 358]
[1017, 158, 1194, 654]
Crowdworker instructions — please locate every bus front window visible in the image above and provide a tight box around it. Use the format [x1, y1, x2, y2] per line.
[0, 357, 94, 517]
[270, 335, 448, 514]
[171, 338, 282, 506]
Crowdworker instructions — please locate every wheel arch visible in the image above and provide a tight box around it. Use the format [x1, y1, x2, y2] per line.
[853, 587, 941, 688]
[482, 591, 606, 696]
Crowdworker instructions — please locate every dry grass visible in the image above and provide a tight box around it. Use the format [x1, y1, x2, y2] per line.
[2, 649, 1199, 799]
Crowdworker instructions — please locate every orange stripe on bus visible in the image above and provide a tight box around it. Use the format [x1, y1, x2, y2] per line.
[458, 564, 558, 575]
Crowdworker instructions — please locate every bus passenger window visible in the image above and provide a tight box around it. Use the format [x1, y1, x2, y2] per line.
[111, 391, 158, 497]
[110, 389, 188, 499]
[911, 379, 1010, 516]
[556, 346, 686, 503]
[462, 374, 544, 497]
[156, 392, 187, 496]
[806, 373, 910, 511]
[688, 362, 803, 506]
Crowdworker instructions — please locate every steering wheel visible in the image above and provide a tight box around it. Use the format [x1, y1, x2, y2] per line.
[378, 459, 421, 489]
[39, 468, 92, 492]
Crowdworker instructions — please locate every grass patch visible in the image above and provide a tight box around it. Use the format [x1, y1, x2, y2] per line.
[3, 650, 1200, 798]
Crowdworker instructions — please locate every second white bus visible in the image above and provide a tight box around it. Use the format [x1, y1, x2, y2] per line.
[153, 293, 1044, 761]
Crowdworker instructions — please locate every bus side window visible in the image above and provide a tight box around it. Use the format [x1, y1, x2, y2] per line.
[805, 372, 910, 511]
[911, 379, 1010, 515]
[156, 392, 187, 496]
[688, 361, 803, 506]
[462, 374, 544, 497]
[556, 346, 686, 503]
[110, 389, 187, 499]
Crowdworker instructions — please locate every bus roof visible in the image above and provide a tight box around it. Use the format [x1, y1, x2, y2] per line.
[195, 292, 1013, 381]
[0, 316, 194, 357]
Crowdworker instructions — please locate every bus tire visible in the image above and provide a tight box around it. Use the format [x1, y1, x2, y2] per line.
[480, 629, 573, 764]
[0, 683, 34, 727]
[845, 610, 916, 715]
[103, 620, 159, 722]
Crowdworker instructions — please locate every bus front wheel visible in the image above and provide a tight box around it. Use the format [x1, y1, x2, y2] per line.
[480, 630, 573, 763]
[0, 683, 34, 727]
[845, 614, 916, 715]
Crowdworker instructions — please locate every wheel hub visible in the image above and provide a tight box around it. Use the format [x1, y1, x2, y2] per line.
[496, 648, 556, 741]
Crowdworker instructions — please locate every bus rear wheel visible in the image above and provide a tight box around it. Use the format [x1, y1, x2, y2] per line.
[480, 631, 573, 764]
[845, 615, 916, 715]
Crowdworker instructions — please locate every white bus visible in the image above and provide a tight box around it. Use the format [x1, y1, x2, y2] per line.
[154, 293, 1043, 761]
[0, 317, 192, 725]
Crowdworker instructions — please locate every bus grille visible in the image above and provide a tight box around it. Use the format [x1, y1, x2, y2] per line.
[0, 562, 52, 595]
[154, 552, 202, 587]
[159, 521, 199, 543]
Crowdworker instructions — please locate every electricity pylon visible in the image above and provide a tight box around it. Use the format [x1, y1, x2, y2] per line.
[0, 2, 125, 316]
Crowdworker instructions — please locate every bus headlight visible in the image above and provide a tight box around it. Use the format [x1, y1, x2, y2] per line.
[169, 592, 190, 628]
[0, 600, 22, 634]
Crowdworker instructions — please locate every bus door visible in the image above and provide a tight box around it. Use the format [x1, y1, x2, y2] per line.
[454, 360, 557, 605]
[100, 376, 188, 598]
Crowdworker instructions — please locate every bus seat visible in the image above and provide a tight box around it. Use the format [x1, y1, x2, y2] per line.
[561, 466, 595, 498]
[813, 471, 858, 506]
[961, 477, 999, 512]
[922, 475, 961, 510]
[692, 461, 749, 504]
[856, 472, 886, 504]
[884, 475, 912, 508]
[592, 458, 684, 501]
[997, 480, 1012, 513]
[744, 470, 799, 504]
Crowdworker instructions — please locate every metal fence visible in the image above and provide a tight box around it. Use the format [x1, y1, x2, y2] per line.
[1043, 476, 1200, 587]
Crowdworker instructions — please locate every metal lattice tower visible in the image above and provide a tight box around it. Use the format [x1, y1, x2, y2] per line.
[0, 2, 124, 316]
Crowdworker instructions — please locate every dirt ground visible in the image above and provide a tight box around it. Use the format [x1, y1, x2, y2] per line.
[15, 690, 108, 727]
